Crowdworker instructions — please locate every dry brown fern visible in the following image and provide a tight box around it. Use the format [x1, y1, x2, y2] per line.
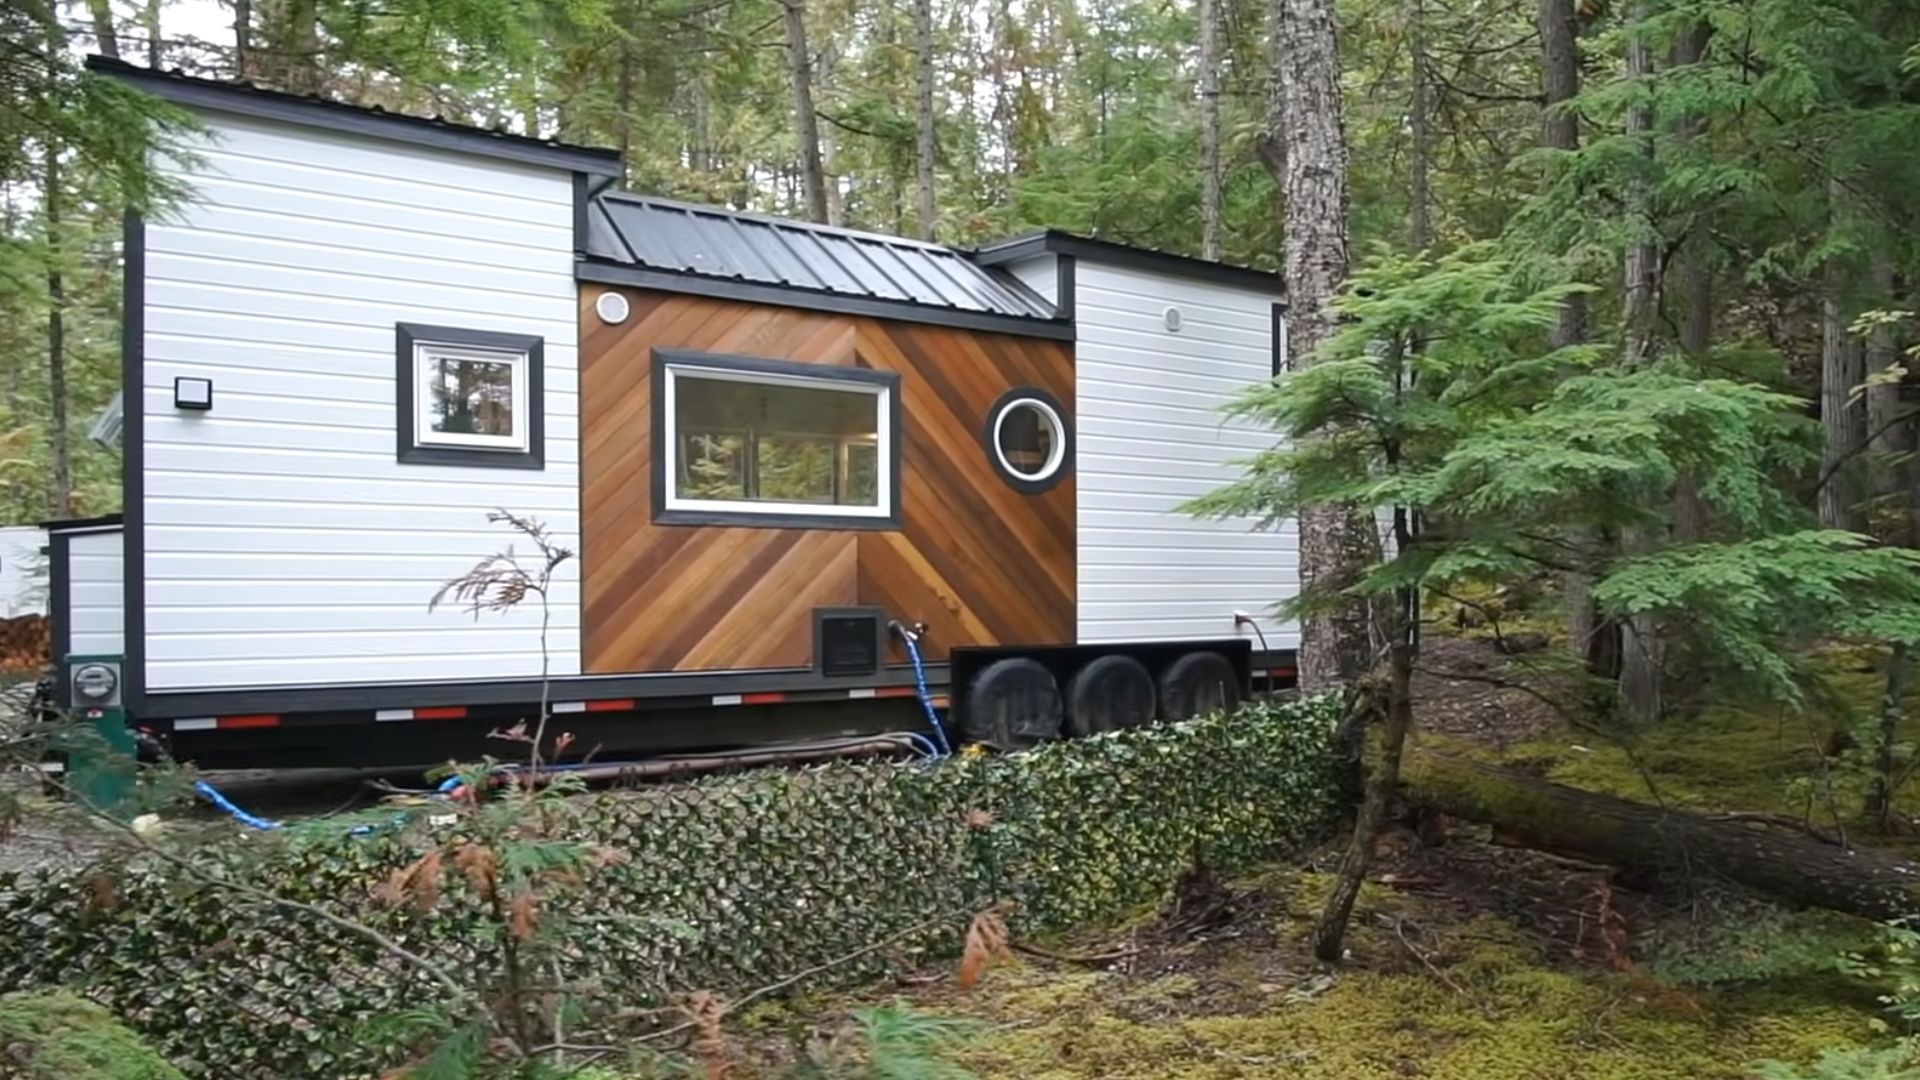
[958, 902, 1014, 991]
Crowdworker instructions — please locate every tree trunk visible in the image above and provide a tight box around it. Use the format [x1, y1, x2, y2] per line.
[781, 0, 830, 224]
[144, 0, 161, 66]
[913, 0, 938, 240]
[1864, 258, 1904, 504]
[818, 41, 845, 227]
[1616, 1, 1661, 724]
[1818, 177, 1865, 532]
[1256, 0, 1286, 184]
[286, 0, 319, 93]
[45, 143, 71, 520]
[233, 0, 252, 78]
[88, 0, 121, 59]
[1667, 20, 1712, 545]
[1405, 751, 1920, 921]
[1278, 0, 1376, 689]
[1539, 0, 1601, 662]
[1199, 0, 1223, 261]
[1407, 0, 1431, 253]
[1870, 644, 1911, 830]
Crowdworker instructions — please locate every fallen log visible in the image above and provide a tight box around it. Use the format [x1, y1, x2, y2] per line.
[1403, 750, 1920, 921]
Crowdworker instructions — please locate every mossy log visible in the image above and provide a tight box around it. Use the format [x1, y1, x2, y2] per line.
[1403, 750, 1920, 920]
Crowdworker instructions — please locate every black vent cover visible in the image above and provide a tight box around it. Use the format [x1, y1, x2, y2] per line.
[814, 607, 884, 678]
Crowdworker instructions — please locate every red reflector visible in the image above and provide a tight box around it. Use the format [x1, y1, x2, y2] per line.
[219, 714, 280, 729]
[1268, 666, 1297, 678]
[741, 691, 786, 705]
[930, 696, 950, 709]
[415, 706, 467, 720]
[875, 686, 918, 699]
[585, 699, 635, 713]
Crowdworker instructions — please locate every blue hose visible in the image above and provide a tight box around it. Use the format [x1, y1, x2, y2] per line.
[194, 779, 282, 831]
[897, 630, 951, 757]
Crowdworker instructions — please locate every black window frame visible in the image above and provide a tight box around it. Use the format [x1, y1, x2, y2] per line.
[395, 322, 546, 470]
[983, 386, 1073, 494]
[651, 348, 903, 530]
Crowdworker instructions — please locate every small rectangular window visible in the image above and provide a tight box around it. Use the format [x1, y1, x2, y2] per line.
[395, 323, 544, 469]
[654, 350, 899, 528]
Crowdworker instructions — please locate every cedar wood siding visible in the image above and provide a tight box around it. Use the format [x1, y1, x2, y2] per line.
[580, 287, 1075, 673]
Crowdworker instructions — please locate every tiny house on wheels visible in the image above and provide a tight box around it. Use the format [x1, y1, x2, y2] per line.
[50, 58, 1300, 769]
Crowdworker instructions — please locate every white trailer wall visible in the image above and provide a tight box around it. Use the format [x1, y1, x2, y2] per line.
[140, 113, 582, 690]
[68, 529, 125, 657]
[1068, 258, 1299, 649]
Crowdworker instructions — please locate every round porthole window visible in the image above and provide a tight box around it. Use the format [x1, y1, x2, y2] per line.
[594, 290, 631, 325]
[985, 388, 1072, 493]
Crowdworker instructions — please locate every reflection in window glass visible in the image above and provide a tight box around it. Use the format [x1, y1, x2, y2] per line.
[416, 346, 525, 450]
[995, 399, 1060, 480]
[673, 374, 881, 508]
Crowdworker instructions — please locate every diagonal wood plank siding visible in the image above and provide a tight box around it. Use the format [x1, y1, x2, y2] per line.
[580, 288, 1075, 673]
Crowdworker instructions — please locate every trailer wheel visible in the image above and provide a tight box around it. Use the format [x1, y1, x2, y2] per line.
[1158, 650, 1241, 721]
[1065, 654, 1156, 736]
[961, 657, 1063, 750]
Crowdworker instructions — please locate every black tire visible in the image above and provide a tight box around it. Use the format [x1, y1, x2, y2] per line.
[1157, 651, 1241, 722]
[961, 657, 1064, 750]
[1064, 654, 1157, 736]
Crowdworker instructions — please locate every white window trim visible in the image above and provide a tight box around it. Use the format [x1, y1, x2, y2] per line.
[412, 342, 530, 453]
[993, 396, 1066, 482]
[661, 363, 894, 520]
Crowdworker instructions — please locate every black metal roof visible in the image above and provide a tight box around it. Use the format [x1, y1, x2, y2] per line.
[582, 193, 1068, 338]
[87, 57, 622, 176]
[973, 229, 1286, 298]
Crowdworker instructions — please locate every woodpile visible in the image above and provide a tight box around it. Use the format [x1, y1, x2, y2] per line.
[0, 615, 49, 676]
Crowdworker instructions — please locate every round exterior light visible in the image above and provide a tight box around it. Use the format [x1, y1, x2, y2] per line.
[72, 662, 118, 703]
[985, 389, 1072, 493]
[1163, 306, 1183, 332]
[595, 291, 631, 325]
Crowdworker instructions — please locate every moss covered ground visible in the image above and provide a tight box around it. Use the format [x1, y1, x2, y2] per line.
[640, 866, 1897, 1080]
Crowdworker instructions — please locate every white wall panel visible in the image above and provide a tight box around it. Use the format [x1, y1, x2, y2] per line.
[69, 530, 125, 657]
[141, 112, 582, 691]
[1064, 259, 1298, 648]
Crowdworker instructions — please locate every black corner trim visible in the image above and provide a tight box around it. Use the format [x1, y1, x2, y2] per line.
[122, 212, 146, 713]
[972, 230, 1288, 297]
[650, 348, 903, 531]
[88, 56, 623, 177]
[575, 259, 1074, 342]
[395, 323, 546, 471]
[48, 531, 70, 684]
[983, 386, 1074, 495]
[1271, 303, 1288, 376]
[1055, 254, 1077, 322]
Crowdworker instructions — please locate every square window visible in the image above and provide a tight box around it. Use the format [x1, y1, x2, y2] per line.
[416, 345, 526, 451]
[654, 350, 899, 527]
[395, 323, 544, 469]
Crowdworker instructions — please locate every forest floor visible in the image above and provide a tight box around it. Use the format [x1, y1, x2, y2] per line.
[638, 635, 1920, 1079]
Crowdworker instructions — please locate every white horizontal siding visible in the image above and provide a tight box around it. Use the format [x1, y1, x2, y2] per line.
[142, 113, 582, 691]
[69, 530, 124, 657]
[1002, 253, 1059, 306]
[1071, 260, 1298, 648]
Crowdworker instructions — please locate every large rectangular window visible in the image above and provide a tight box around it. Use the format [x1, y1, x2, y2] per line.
[654, 350, 899, 527]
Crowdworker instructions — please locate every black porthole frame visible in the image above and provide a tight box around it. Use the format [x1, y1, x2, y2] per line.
[983, 386, 1073, 494]
[395, 322, 546, 470]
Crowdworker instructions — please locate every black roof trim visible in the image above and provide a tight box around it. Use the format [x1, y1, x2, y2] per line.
[576, 258, 1076, 341]
[87, 56, 623, 177]
[41, 513, 125, 533]
[972, 229, 1287, 298]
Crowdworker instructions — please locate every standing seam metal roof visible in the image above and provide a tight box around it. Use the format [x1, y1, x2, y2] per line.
[586, 193, 1057, 321]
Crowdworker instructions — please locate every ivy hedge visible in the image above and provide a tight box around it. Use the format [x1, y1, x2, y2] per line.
[0, 696, 1343, 1078]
